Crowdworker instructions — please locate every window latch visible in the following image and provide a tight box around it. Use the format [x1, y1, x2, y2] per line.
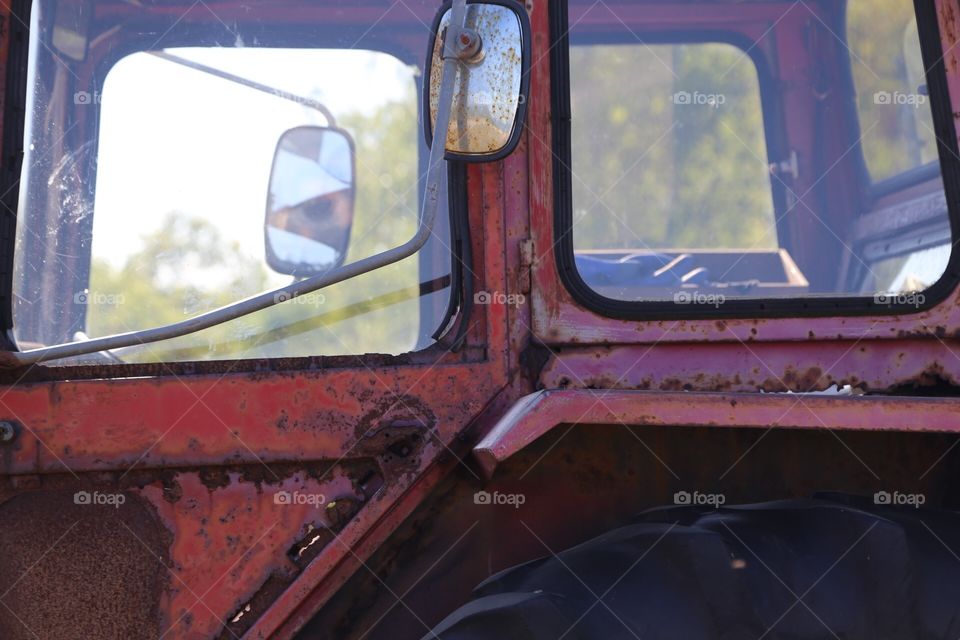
[770, 150, 799, 182]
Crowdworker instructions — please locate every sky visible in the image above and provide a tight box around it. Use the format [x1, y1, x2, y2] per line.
[91, 47, 418, 288]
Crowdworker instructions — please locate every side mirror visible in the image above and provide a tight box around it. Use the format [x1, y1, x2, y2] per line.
[424, 0, 531, 161]
[265, 126, 356, 277]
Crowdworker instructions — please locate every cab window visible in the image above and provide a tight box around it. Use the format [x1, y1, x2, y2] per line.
[14, 0, 452, 363]
[562, 0, 955, 310]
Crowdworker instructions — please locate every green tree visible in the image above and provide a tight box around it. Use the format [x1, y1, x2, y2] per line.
[569, 42, 776, 253]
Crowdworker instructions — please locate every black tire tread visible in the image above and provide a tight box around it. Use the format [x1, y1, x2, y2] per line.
[424, 495, 960, 639]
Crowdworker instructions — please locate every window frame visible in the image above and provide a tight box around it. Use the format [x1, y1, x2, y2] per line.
[7, 0, 469, 368]
[551, 0, 960, 320]
[0, 0, 30, 351]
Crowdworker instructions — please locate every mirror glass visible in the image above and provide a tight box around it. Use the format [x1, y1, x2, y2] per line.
[265, 126, 356, 276]
[428, 3, 524, 157]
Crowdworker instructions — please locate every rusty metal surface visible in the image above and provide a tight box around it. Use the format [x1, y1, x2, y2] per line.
[0, 340, 514, 640]
[0, 363, 493, 475]
[940, 0, 960, 77]
[0, 488, 168, 640]
[145, 464, 376, 639]
[0, 461, 386, 639]
[0, 344, 482, 384]
[539, 338, 960, 394]
[0, 127, 517, 640]
[474, 389, 960, 476]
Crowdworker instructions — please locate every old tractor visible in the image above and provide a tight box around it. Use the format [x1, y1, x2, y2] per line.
[0, 0, 959, 637]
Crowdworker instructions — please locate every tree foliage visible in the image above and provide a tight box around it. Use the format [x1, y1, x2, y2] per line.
[570, 42, 776, 252]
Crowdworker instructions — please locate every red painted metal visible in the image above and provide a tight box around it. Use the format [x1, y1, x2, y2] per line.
[0, 361, 501, 475]
[144, 469, 360, 639]
[0, 99, 522, 637]
[474, 389, 960, 477]
[1, 0, 960, 638]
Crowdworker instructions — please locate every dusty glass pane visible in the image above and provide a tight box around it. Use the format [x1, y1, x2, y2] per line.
[567, 0, 952, 307]
[14, 0, 451, 363]
[850, 1, 937, 181]
[571, 43, 775, 252]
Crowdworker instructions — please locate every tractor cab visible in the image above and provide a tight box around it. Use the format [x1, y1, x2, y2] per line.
[1, 0, 960, 638]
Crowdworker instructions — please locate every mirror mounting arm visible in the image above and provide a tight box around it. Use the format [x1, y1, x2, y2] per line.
[0, 0, 471, 367]
[149, 52, 338, 127]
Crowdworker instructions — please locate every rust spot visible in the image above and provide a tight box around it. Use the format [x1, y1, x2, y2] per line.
[659, 378, 693, 392]
[199, 467, 231, 490]
[0, 490, 169, 640]
[355, 421, 428, 476]
[658, 372, 734, 393]
[887, 362, 960, 395]
[353, 395, 436, 442]
[941, 0, 960, 71]
[161, 475, 182, 504]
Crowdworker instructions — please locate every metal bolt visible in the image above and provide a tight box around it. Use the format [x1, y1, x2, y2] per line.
[453, 28, 483, 61]
[0, 421, 15, 443]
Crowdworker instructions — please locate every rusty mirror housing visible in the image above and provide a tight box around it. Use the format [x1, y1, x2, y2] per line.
[264, 126, 357, 277]
[424, 0, 531, 161]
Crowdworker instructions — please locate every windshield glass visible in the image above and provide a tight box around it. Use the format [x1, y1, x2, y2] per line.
[14, 0, 452, 364]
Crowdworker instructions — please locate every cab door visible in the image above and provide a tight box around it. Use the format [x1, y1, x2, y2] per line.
[0, 0, 521, 637]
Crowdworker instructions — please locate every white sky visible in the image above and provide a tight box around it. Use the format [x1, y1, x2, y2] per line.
[92, 47, 418, 288]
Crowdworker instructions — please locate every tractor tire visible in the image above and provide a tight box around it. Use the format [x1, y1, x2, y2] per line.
[424, 494, 960, 639]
